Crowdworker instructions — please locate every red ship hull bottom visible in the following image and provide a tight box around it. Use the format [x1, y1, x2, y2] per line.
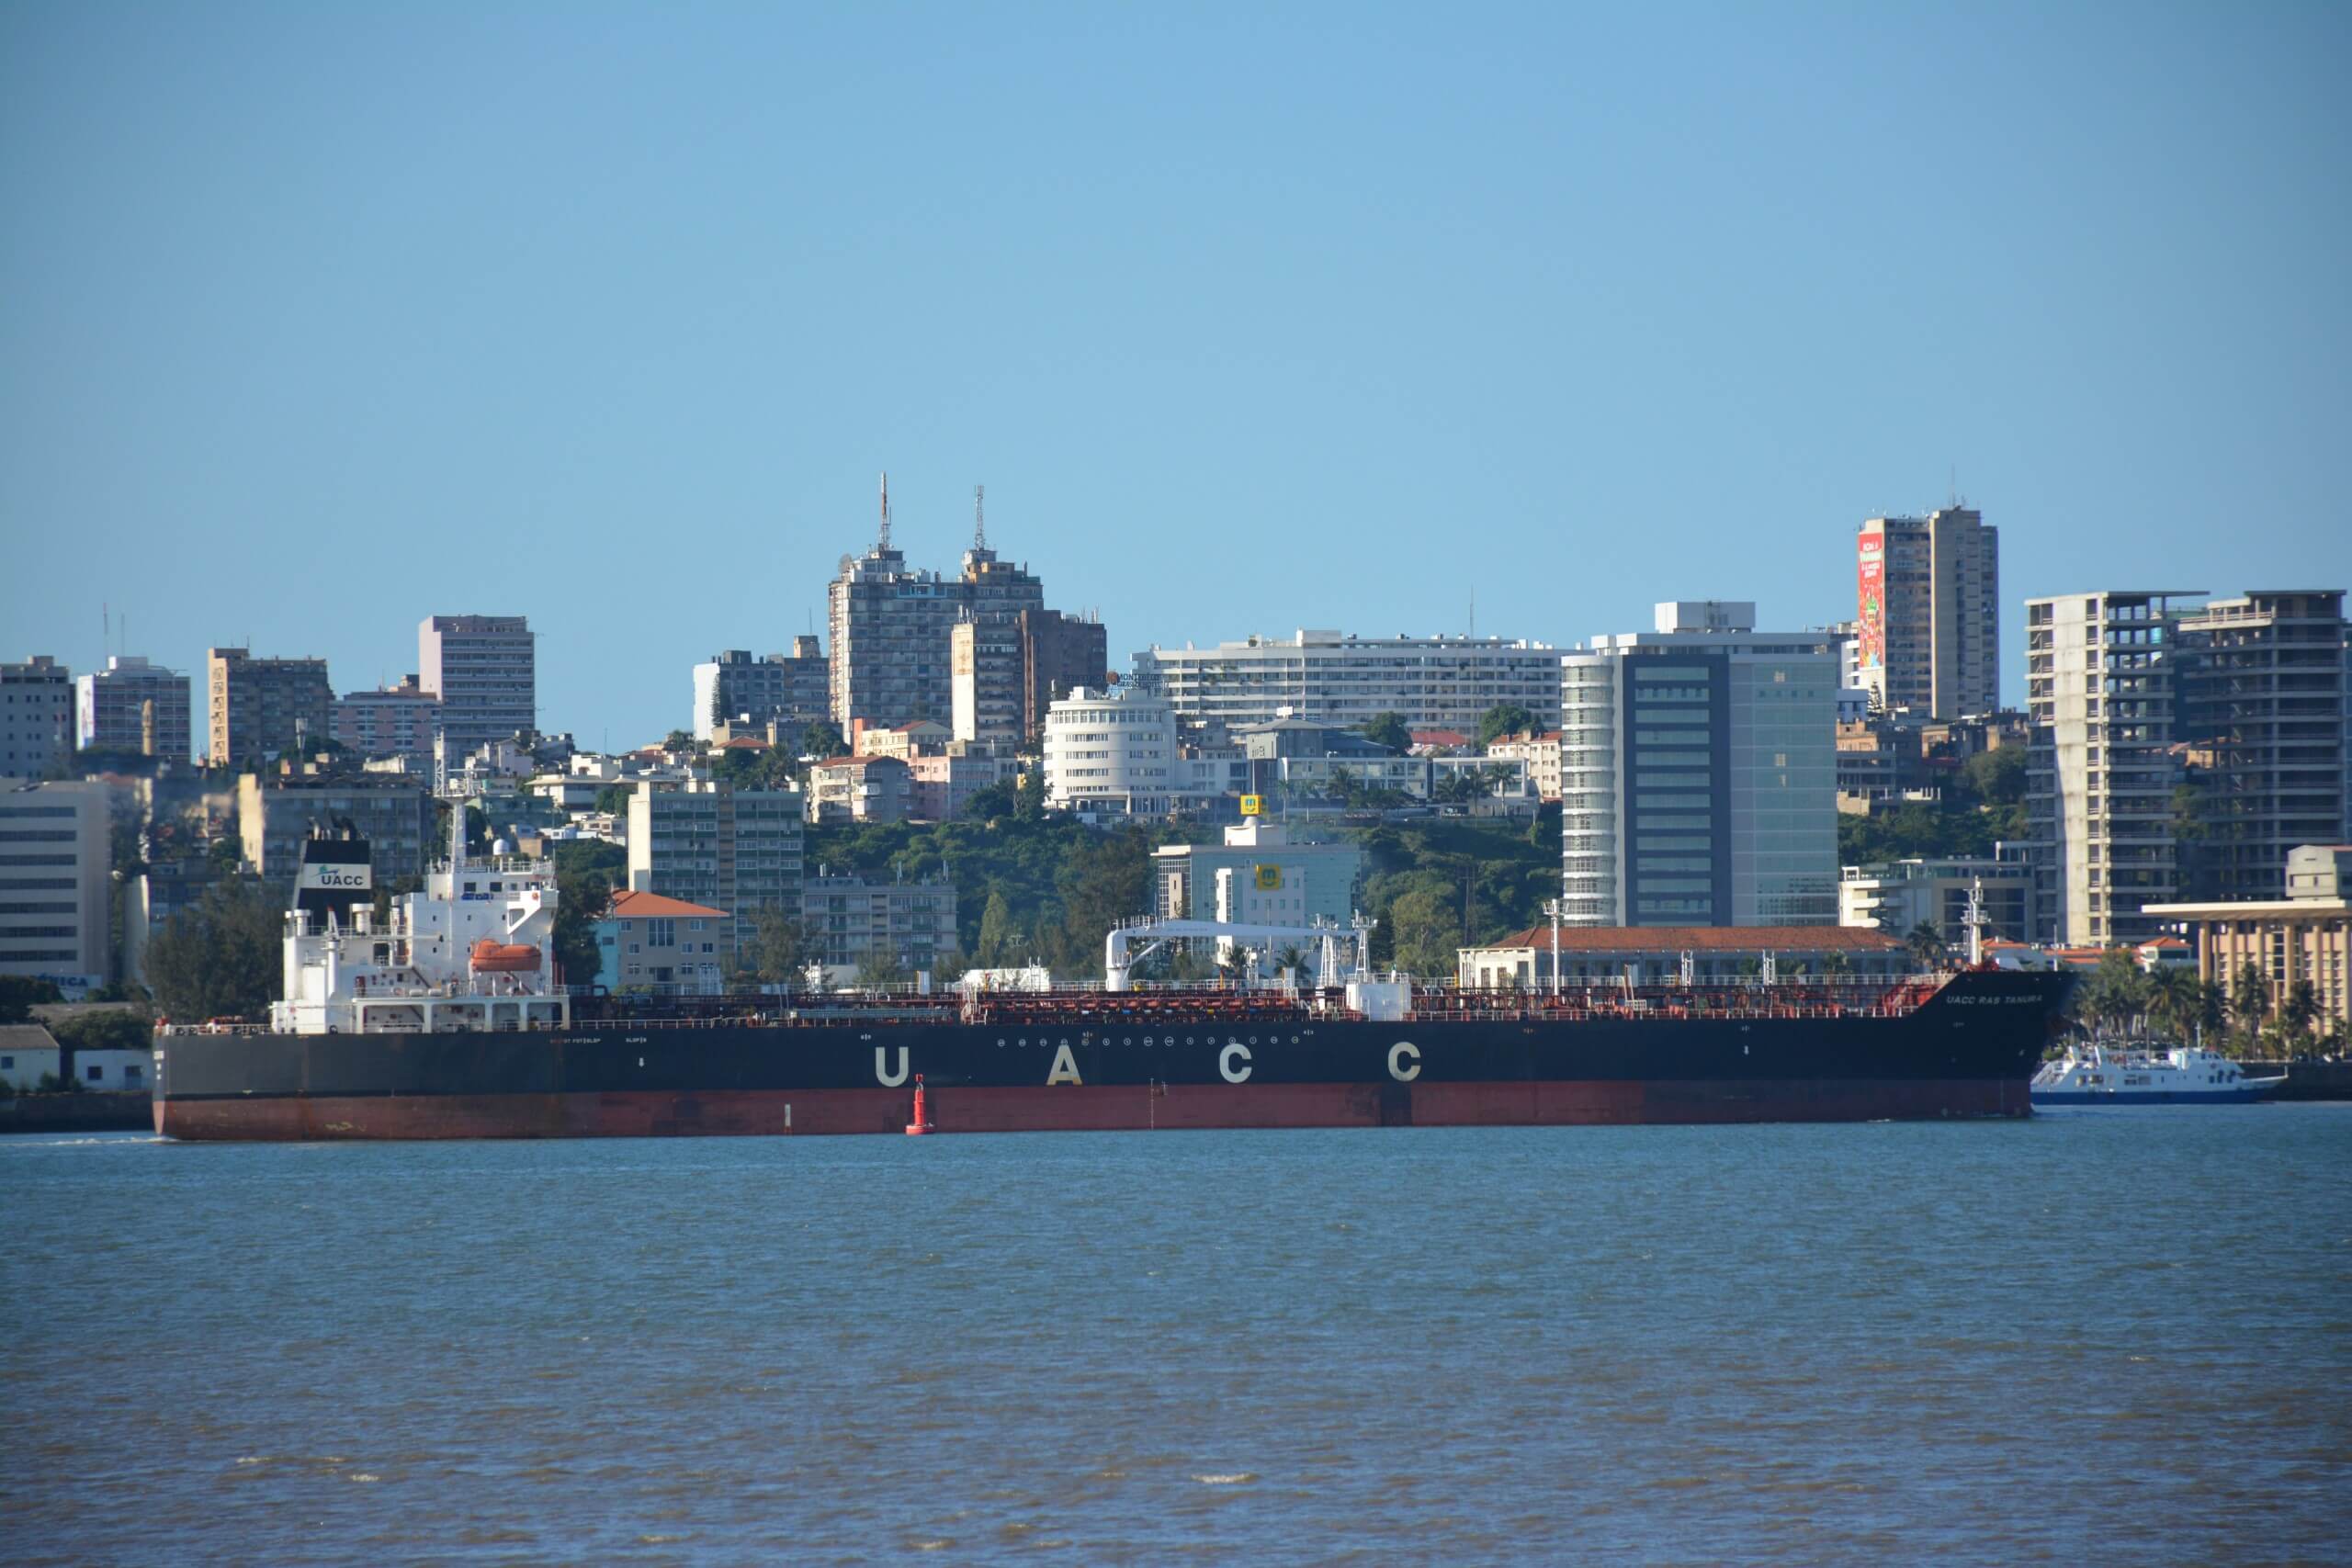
[154, 1078, 2030, 1140]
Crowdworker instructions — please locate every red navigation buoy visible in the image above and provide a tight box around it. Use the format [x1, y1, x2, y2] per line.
[905, 1073, 934, 1135]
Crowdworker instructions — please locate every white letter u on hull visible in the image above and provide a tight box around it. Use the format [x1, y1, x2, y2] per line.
[875, 1046, 910, 1087]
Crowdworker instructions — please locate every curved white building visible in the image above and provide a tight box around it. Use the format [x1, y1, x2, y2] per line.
[1043, 684, 1182, 815]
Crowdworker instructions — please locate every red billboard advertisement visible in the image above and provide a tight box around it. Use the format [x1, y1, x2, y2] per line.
[1857, 534, 1885, 674]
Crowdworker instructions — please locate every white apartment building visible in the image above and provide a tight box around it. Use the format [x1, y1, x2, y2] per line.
[1560, 603, 1839, 928]
[420, 615, 536, 750]
[1133, 629, 1564, 733]
[0, 778, 112, 990]
[75, 656, 193, 761]
[3, 657, 75, 777]
[1856, 506, 1999, 718]
[627, 780, 806, 953]
[1043, 684, 1197, 816]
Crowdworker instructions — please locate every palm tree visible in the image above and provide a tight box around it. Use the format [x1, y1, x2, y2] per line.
[1822, 950, 1853, 982]
[1905, 920, 1947, 973]
[2230, 962, 2269, 1043]
[2281, 980, 2320, 1055]
[2147, 965, 2201, 1042]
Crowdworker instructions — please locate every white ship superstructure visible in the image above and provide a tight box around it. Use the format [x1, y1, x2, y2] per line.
[270, 818, 569, 1037]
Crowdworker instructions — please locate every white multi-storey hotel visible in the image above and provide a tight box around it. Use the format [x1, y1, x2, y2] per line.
[1132, 629, 1562, 732]
[1559, 604, 1839, 928]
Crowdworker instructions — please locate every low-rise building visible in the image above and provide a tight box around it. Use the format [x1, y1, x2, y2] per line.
[1457, 925, 1911, 990]
[1839, 852, 2036, 942]
[804, 754, 912, 825]
[595, 889, 731, 994]
[2147, 844, 2352, 1040]
[907, 746, 1011, 821]
[1153, 818, 1363, 926]
[802, 873, 958, 981]
[0, 1023, 62, 1089]
[1484, 731, 1563, 801]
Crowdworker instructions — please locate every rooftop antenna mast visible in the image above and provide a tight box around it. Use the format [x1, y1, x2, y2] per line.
[877, 471, 892, 552]
[973, 483, 987, 551]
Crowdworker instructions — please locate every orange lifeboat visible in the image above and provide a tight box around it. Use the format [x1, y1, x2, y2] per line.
[469, 940, 543, 973]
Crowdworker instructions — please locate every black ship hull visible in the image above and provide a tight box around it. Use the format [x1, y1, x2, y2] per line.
[153, 969, 2072, 1139]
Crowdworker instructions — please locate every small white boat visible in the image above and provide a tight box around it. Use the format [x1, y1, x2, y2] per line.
[2030, 1043, 2285, 1105]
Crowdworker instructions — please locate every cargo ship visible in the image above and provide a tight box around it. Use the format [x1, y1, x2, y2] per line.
[152, 829, 2075, 1140]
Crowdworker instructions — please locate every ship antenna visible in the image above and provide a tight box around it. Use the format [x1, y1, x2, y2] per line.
[447, 793, 466, 873]
[1964, 876, 1985, 968]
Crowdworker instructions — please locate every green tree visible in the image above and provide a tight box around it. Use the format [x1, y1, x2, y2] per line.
[961, 781, 1017, 821]
[2197, 978, 2229, 1038]
[2147, 965, 2201, 1041]
[594, 784, 633, 816]
[2079, 949, 2152, 1034]
[1388, 887, 1456, 976]
[663, 729, 695, 752]
[856, 950, 910, 988]
[144, 880, 283, 1021]
[1360, 713, 1410, 755]
[1014, 767, 1047, 820]
[1050, 829, 1151, 976]
[708, 680, 729, 734]
[49, 1010, 153, 1055]
[0, 976, 63, 1023]
[977, 889, 1024, 967]
[752, 908, 812, 985]
[2230, 961, 2269, 1041]
[1905, 920, 1947, 971]
[1476, 704, 1535, 748]
[798, 721, 849, 761]
[2281, 979, 2320, 1052]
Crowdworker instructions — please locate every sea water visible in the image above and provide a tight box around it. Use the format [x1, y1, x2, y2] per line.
[3, 1107, 2346, 1563]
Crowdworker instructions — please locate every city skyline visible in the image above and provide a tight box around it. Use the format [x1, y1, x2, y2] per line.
[5, 6, 2348, 743]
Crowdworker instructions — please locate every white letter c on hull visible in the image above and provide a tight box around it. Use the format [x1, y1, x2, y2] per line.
[1220, 1043, 1252, 1083]
[1389, 1042, 1420, 1082]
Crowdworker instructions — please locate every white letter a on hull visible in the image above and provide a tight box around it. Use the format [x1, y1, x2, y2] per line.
[1046, 1044, 1082, 1086]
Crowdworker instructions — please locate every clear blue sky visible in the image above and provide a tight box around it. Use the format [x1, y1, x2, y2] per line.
[5, 2, 2347, 745]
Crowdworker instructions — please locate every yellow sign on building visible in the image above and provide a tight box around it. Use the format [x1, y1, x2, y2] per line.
[1254, 864, 1283, 891]
[1239, 794, 1262, 817]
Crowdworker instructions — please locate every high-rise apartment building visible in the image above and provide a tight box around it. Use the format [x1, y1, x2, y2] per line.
[2, 657, 75, 776]
[2028, 588, 2349, 945]
[207, 648, 334, 767]
[74, 657, 193, 761]
[951, 607, 1109, 746]
[1856, 506, 1999, 717]
[0, 779, 112, 988]
[828, 479, 1046, 730]
[694, 639, 830, 742]
[627, 780, 806, 957]
[800, 873, 958, 980]
[1559, 603, 1839, 928]
[333, 675, 441, 762]
[2175, 591, 2346, 905]
[419, 615, 535, 750]
[2024, 591, 2199, 947]
[1135, 630, 1563, 734]
[235, 771, 437, 884]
